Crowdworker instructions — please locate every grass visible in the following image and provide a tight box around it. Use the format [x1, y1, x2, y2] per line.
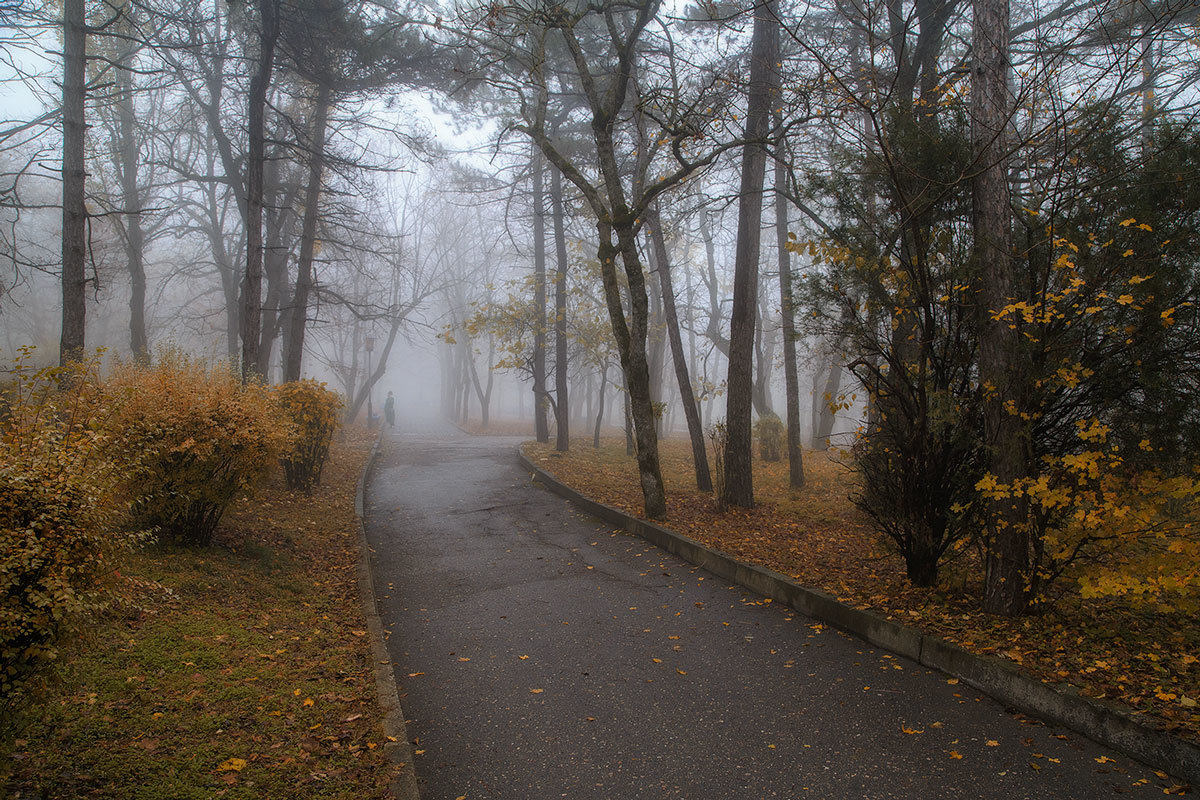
[524, 436, 1200, 745]
[3, 426, 400, 799]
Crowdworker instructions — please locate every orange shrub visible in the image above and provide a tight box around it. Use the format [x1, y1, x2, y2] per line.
[104, 351, 291, 546]
[274, 379, 342, 494]
[0, 351, 128, 714]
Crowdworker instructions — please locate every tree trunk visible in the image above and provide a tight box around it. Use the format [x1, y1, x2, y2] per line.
[973, 0, 1028, 615]
[113, 30, 148, 361]
[241, 0, 280, 381]
[60, 0, 87, 366]
[608, 226, 667, 519]
[722, 0, 780, 509]
[815, 355, 843, 449]
[551, 166, 570, 451]
[594, 365, 608, 449]
[753, 299, 775, 416]
[648, 206, 712, 491]
[775, 132, 804, 488]
[624, 388, 634, 456]
[258, 148, 298, 377]
[283, 81, 331, 382]
[531, 148, 550, 442]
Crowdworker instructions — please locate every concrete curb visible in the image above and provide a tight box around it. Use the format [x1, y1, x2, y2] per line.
[357, 431, 420, 800]
[517, 449, 1200, 787]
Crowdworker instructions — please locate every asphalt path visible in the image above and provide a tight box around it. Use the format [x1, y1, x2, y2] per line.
[365, 420, 1172, 799]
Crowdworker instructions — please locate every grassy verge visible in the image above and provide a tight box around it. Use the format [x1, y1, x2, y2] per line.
[524, 436, 1200, 745]
[3, 426, 400, 799]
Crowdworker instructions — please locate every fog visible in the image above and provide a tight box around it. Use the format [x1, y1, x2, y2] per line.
[5, 0, 1189, 454]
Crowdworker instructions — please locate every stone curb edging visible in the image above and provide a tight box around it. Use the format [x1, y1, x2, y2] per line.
[517, 450, 1199, 787]
[356, 431, 421, 800]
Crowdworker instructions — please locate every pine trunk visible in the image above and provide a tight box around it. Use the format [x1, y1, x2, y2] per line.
[241, 0, 280, 381]
[60, 0, 87, 366]
[774, 135, 804, 488]
[973, 0, 1028, 615]
[722, 0, 780, 508]
[532, 149, 549, 442]
[648, 206, 712, 492]
[551, 167, 570, 451]
[284, 81, 331, 382]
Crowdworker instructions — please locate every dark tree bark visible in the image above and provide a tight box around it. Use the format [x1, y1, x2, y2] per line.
[283, 81, 331, 382]
[722, 0, 780, 508]
[973, 0, 1028, 615]
[593, 365, 608, 449]
[624, 386, 634, 456]
[60, 0, 87, 366]
[114, 31, 147, 361]
[258, 128, 301, 377]
[531, 148, 550, 442]
[815, 352, 843, 449]
[774, 132, 804, 488]
[753, 293, 775, 416]
[550, 166, 570, 451]
[647, 205, 712, 492]
[241, 0, 280, 381]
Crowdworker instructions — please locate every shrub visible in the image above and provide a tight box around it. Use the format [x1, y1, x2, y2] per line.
[708, 421, 728, 510]
[104, 351, 290, 547]
[275, 379, 342, 493]
[0, 352, 127, 714]
[753, 414, 785, 462]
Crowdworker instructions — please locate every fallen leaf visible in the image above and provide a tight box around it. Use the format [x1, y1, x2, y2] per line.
[218, 757, 247, 772]
[949, 751, 963, 760]
[530, 688, 544, 694]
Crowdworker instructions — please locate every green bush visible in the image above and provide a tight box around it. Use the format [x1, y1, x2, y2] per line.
[275, 379, 342, 493]
[0, 354, 127, 715]
[105, 351, 291, 547]
[754, 414, 785, 462]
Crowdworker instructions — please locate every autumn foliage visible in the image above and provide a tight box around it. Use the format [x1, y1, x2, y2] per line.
[0, 352, 132, 714]
[104, 351, 290, 546]
[275, 379, 343, 493]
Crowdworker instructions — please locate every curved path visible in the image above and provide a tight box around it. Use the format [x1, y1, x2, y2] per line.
[365, 421, 1168, 799]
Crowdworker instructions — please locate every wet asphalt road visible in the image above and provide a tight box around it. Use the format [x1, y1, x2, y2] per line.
[364, 420, 1171, 799]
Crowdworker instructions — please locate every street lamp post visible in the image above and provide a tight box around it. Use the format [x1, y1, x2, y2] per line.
[365, 335, 376, 428]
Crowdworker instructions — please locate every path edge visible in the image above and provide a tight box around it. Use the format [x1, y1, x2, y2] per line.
[357, 430, 420, 800]
[517, 449, 1199, 787]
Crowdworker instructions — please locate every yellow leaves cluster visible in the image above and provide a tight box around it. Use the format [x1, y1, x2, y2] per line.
[275, 380, 343, 494]
[104, 349, 291, 546]
[0, 348, 132, 704]
[975, 408, 1200, 606]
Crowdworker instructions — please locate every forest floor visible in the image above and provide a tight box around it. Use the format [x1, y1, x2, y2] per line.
[2, 426, 400, 800]
[524, 437, 1200, 748]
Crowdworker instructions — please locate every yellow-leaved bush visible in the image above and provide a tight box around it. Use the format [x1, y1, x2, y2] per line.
[0, 351, 132, 714]
[104, 351, 291, 547]
[975, 420, 1200, 607]
[274, 379, 342, 494]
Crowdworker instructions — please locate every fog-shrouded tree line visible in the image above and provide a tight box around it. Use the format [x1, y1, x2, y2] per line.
[3, 0, 1200, 616]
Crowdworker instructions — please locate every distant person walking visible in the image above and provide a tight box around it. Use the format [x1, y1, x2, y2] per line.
[384, 391, 395, 428]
